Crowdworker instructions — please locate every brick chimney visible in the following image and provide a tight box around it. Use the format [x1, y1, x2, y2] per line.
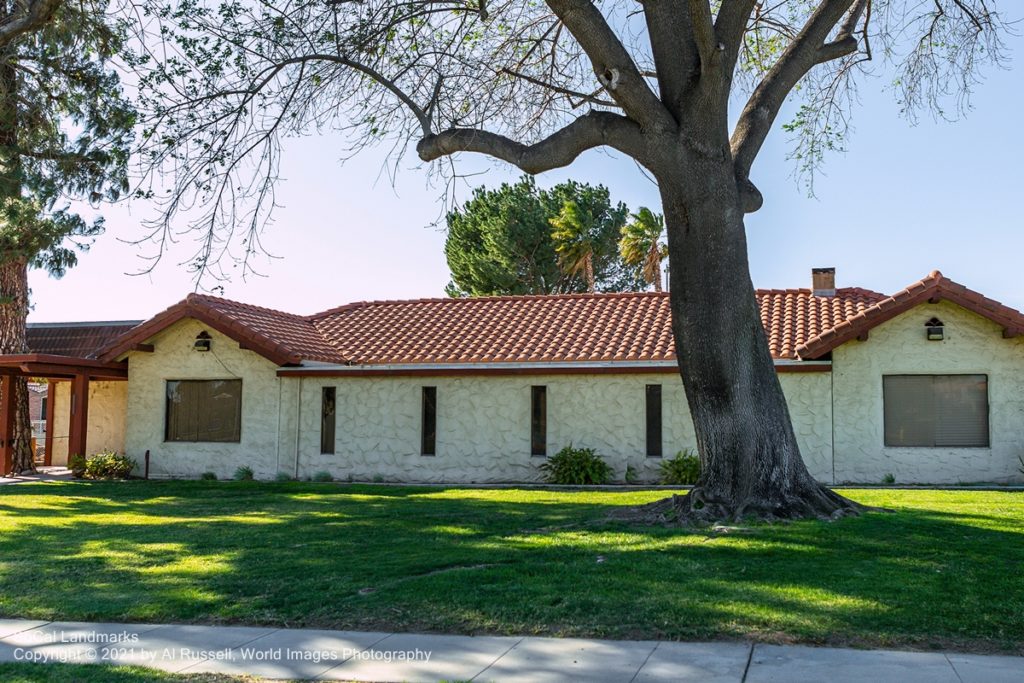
[812, 267, 836, 297]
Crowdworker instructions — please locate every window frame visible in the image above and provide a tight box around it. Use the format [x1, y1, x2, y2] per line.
[164, 379, 243, 443]
[882, 374, 990, 448]
[320, 386, 336, 455]
[531, 385, 547, 457]
[645, 384, 663, 458]
[421, 386, 437, 456]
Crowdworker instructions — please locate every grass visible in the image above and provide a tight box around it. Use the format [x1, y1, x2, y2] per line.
[0, 481, 1021, 654]
[0, 662, 260, 682]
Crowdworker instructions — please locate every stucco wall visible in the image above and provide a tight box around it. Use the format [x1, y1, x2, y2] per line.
[48, 380, 127, 466]
[833, 300, 1024, 484]
[288, 371, 833, 484]
[124, 319, 287, 479]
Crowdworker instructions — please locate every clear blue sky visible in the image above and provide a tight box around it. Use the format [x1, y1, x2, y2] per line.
[27, 30, 1024, 322]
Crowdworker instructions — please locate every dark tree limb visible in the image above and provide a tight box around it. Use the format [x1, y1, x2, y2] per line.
[0, 0, 62, 46]
[714, 0, 758, 76]
[545, 0, 674, 132]
[730, 0, 858, 179]
[416, 111, 644, 174]
[686, 0, 716, 69]
[641, 0, 697, 120]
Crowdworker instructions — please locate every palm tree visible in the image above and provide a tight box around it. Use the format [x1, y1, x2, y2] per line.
[549, 200, 596, 292]
[619, 207, 667, 292]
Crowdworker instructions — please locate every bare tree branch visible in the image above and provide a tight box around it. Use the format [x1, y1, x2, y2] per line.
[544, 0, 674, 131]
[731, 0, 858, 179]
[416, 110, 644, 174]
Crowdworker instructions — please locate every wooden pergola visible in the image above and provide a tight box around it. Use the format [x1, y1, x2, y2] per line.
[0, 354, 127, 475]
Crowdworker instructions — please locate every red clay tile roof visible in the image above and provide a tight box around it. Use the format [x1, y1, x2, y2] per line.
[27, 321, 142, 359]
[93, 272, 1024, 367]
[759, 288, 887, 360]
[310, 293, 676, 364]
[796, 271, 1024, 359]
[98, 294, 344, 365]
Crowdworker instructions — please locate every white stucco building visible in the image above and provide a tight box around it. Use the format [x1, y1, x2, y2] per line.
[10, 268, 1024, 485]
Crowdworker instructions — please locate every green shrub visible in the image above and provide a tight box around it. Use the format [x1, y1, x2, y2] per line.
[624, 464, 639, 484]
[883, 473, 896, 485]
[200, 471, 217, 481]
[275, 471, 295, 482]
[540, 445, 613, 485]
[83, 451, 136, 480]
[312, 470, 333, 482]
[659, 449, 701, 485]
[68, 454, 87, 478]
[233, 465, 255, 481]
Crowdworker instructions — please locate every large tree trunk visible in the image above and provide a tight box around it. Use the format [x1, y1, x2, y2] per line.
[0, 258, 36, 474]
[632, 155, 862, 523]
[0, 41, 35, 475]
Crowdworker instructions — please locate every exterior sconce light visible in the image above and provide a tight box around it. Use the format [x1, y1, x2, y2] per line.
[925, 318, 944, 341]
[194, 331, 212, 352]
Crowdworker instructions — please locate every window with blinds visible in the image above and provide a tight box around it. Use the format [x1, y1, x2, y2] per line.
[883, 375, 989, 447]
[165, 379, 242, 442]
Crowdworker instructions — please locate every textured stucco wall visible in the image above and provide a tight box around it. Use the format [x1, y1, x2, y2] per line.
[289, 371, 833, 484]
[48, 380, 127, 466]
[124, 319, 286, 479]
[833, 300, 1024, 484]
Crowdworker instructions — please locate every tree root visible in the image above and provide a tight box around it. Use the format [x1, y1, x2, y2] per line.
[609, 484, 877, 527]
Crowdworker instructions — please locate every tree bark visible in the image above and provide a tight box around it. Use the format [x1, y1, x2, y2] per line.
[0, 258, 36, 474]
[629, 149, 863, 523]
[0, 16, 36, 475]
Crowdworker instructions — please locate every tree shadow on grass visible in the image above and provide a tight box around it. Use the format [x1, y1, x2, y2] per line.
[0, 482, 1021, 653]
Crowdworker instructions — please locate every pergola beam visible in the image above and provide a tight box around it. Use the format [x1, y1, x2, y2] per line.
[68, 374, 90, 462]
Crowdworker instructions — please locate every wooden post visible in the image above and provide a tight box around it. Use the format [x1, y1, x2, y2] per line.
[1, 376, 16, 475]
[68, 374, 90, 462]
[43, 380, 57, 466]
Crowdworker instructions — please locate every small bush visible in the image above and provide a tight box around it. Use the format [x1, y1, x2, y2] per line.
[371, 473, 385, 483]
[540, 445, 613, 485]
[275, 471, 295, 482]
[312, 470, 333, 482]
[83, 451, 136, 480]
[233, 465, 255, 481]
[624, 464, 639, 484]
[200, 471, 217, 481]
[883, 473, 896, 485]
[659, 449, 701, 485]
[68, 454, 87, 478]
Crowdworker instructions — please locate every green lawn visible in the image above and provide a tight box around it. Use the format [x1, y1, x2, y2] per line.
[0, 663, 263, 682]
[0, 482, 1021, 653]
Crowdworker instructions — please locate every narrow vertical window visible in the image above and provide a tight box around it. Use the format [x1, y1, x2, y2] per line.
[646, 384, 663, 457]
[531, 385, 547, 456]
[320, 387, 336, 454]
[421, 386, 437, 456]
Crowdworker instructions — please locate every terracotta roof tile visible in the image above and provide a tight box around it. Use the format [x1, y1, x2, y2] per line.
[94, 271, 1021, 367]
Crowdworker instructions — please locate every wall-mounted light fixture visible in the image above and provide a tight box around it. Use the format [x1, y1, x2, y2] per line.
[925, 317, 944, 341]
[194, 331, 212, 352]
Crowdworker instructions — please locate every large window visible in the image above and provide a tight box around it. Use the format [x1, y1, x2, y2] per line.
[421, 387, 437, 456]
[165, 380, 242, 442]
[321, 387, 336, 455]
[531, 386, 547, 456]
[883, 375, 989, 447]
[646, 384, 663, 457]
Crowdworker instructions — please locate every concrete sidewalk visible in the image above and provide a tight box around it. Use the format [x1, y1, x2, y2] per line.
[1, 619, 1021, 682]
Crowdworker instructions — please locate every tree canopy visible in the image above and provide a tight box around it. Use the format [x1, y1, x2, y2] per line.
[445, 176, 643, 297]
